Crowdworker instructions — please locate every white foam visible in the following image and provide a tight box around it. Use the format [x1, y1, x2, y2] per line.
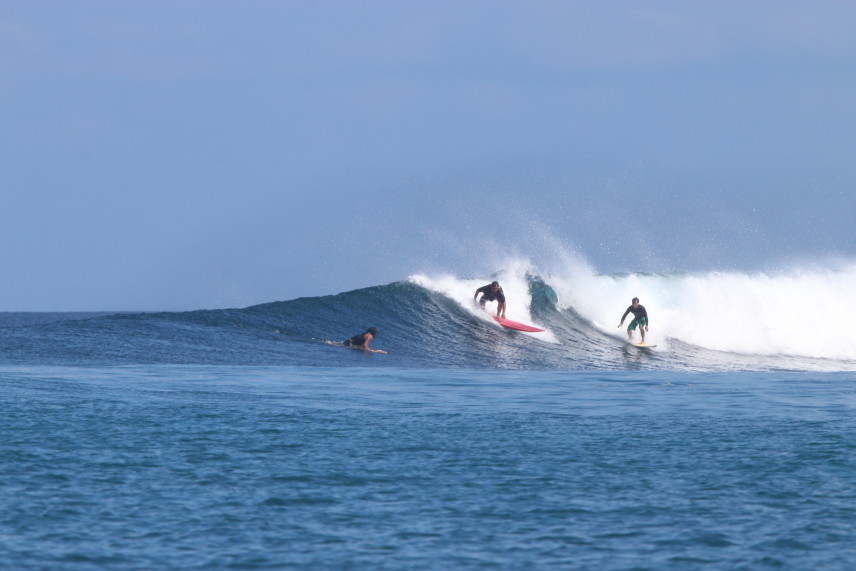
[410, 249, 856, 361]
[409, 258, 557, 342]
[546, 262, 856, 361]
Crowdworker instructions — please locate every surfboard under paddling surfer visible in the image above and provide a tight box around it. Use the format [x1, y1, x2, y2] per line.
[342, 327, 386, 353]
[618, 297, 649, 344]
[474, 281, 507, 319]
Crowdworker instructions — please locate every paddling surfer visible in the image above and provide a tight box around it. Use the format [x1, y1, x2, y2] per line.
[474, 281, 507, 319]
[342, 327, 386, 353]
[618, 297, 649, 344]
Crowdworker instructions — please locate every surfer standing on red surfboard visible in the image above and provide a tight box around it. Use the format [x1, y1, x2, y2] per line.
[474, 281, 507, 319]
[618, 297, 649, 344]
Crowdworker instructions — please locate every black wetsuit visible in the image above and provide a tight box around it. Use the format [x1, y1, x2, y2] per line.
[620, 304, 649, 325]
[343, 333, 369, 347]
[476, 284, 506, 303]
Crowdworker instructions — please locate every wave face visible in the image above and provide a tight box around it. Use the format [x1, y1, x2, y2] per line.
[2, 262, 855, 371]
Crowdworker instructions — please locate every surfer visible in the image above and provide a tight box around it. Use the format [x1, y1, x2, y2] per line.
[618, 297, 649, 344]
[474, 281, 507, 319]
[342, 327, 385, 353]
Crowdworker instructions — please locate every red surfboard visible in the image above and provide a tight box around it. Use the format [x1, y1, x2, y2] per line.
[493, 316, 545, 332]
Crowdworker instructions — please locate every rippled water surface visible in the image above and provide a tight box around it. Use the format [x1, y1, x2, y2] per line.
[3, 366, 856, 569]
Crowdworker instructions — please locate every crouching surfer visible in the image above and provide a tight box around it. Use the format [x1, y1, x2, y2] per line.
[474, 281, 507, 319]
[618, 297, 649, 344]
[343, 327, 386, 353]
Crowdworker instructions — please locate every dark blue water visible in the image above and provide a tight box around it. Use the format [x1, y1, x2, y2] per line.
[2, 366, 856, 569]
[2, 282, 856, 568]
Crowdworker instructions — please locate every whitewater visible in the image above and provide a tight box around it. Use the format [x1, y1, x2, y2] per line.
[413, 257, 856, 369]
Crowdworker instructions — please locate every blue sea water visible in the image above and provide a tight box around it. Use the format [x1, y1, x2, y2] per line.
[2, 269, 856, 569]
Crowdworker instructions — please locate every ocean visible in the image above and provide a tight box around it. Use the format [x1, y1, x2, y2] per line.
[2, 265, 856, 569]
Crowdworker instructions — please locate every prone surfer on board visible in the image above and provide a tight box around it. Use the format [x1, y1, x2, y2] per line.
[342, 327, 386, 353]
[618, 297, 649, 344]
[474, 281, 507, 319]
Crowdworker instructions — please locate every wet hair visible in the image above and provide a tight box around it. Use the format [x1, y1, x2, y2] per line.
[632, 297, 639, 303]
[491, 281, 499, 287]
[366, 327, 378, 336]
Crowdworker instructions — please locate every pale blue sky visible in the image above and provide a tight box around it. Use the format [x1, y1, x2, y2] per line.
[3, 1, 855, 310]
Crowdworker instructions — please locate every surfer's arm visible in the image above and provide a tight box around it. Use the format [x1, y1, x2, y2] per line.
[618, 307, 631, 325]
[362, 335, 386, 353]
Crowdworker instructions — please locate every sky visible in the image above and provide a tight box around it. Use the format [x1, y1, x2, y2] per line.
[2, 0, 855, 311]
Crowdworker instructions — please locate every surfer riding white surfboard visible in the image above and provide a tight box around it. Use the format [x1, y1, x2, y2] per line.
[618, 297, 655, 347]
